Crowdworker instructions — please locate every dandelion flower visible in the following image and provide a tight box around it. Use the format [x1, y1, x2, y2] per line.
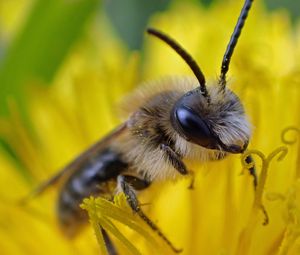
[1, 1, 300, 255]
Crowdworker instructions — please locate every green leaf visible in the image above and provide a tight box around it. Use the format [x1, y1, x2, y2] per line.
[0, 0, 100, 116]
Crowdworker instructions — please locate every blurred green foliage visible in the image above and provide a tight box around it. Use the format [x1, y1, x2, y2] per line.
[265, 0, 300, 21]
[105, 0, 300, 51]
[0, 0, 100, 174]
[0, 0, 100, 116]
[104, 0, 171, 50]
[0, 0, 299, 118]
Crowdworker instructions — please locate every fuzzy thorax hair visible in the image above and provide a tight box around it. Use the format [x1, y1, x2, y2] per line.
[118, 77, 251, 181]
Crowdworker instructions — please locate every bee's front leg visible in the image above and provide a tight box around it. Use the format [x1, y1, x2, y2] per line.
[245, 155, 258, 189]
[117, 175, 182, 253]
[160, 144, 188, 175]
[160, 143, 194, 188]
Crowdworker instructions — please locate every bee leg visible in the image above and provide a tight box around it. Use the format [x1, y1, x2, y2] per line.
[160, 144, 188, 175]
[101, 227, 119, 255]
[160, 144, 195, 189]
[245, 155, 258, 189]
[188, 170, 195, 190]
[117, 175, 183, 253]
[120, 175, 151, 191]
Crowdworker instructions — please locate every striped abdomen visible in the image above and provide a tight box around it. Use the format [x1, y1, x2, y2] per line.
[57, 148, 128, 237]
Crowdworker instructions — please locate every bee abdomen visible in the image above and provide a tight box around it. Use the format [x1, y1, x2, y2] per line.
[57, 148, 128, 237]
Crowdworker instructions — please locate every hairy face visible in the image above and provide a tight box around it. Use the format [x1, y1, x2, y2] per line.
[171, 85, 251, 153]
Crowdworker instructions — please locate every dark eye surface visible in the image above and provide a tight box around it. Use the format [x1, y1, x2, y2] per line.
[174, 106, 216, 148]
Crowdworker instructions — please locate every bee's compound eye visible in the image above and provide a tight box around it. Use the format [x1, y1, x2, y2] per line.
[174, 106, 215, 148]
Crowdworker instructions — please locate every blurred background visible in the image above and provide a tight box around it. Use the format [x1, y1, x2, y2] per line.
[1, 1, 300, 254]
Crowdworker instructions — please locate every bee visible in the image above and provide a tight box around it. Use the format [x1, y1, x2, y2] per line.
[27, 0, 256, 253]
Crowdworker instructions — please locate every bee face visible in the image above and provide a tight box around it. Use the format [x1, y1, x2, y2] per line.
[171, 85, 250, 153]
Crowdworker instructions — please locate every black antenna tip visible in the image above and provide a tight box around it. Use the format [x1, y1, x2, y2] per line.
[219, 0, 253, 89]
[147, 28, 154, 34]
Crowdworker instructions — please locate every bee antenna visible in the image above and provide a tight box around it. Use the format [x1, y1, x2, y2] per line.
[219, 0, 253, 89]
[147, 28, 209, 99]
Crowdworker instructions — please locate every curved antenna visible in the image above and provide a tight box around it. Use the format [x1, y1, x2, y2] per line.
[147, 28, 209, 98]
[219, 0, 254, 89]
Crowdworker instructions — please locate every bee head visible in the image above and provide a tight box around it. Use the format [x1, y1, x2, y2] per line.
[171, 86, 250, 154]
[147, 0, 253, 154]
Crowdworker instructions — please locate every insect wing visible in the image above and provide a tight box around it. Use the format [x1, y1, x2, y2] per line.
[21, 122, 128, 203]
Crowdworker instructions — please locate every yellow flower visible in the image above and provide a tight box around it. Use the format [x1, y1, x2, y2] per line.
[1, 1, 300, 255]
